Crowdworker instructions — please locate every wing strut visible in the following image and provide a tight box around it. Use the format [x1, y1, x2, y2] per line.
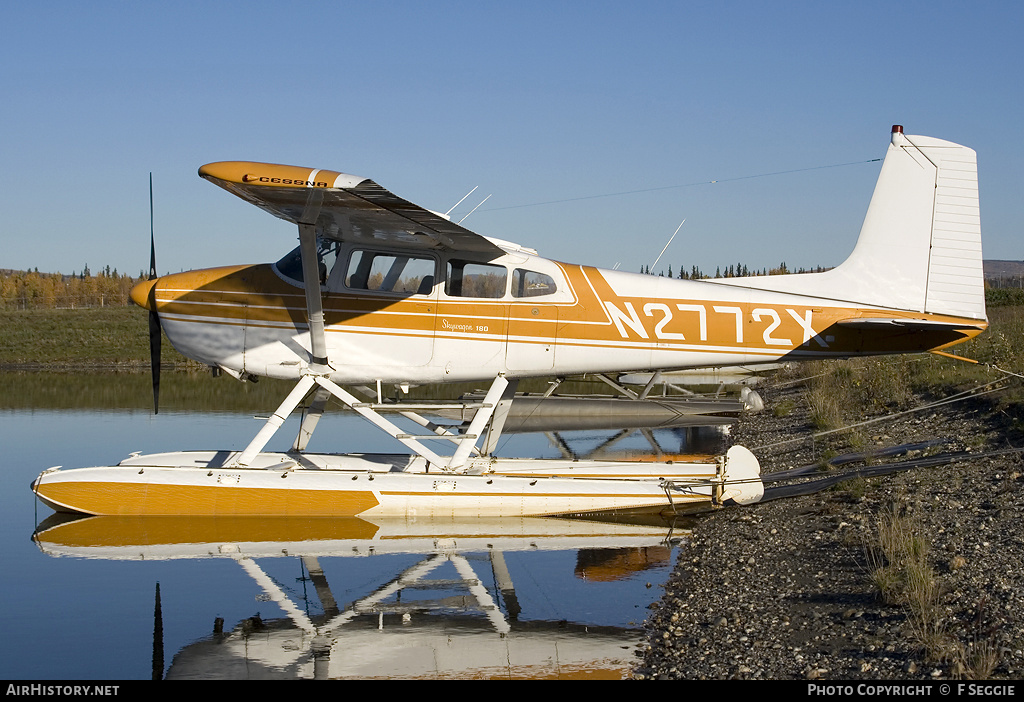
[298, 223, 329, 369]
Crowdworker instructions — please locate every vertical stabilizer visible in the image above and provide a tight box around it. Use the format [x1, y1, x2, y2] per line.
[719, 127, 985, 320]
[840, 126, 985, 318]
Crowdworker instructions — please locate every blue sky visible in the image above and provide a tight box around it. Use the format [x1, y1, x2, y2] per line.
[2, 1, 1020, 278]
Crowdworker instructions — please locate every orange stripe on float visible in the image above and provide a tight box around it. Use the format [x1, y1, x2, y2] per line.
[36, 516, 382, 547]
[36, 483, 380, 517]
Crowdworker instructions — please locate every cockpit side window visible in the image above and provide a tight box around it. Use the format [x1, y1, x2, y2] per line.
[512, 268, 557, 297]
[343, 250, 436, 295]
[273, 238, 342, 286]
[445, 260, 507, 298]
[275, 247, 304, 282]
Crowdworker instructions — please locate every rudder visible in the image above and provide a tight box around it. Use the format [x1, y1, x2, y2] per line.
[840, 126, 984, 319]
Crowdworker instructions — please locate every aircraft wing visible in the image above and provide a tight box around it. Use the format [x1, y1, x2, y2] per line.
[199, 161, 504, 256]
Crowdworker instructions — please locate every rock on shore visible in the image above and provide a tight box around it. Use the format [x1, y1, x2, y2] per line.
[634, 378, 1024, 680]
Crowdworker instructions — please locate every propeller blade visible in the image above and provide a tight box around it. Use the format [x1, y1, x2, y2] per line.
[149, 174, 157, 281]
[148, 173, 161, 414]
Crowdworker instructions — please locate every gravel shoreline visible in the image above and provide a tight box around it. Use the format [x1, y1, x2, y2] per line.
[634, 374, 1024, 680]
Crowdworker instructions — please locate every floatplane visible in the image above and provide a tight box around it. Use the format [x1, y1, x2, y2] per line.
[31, 126, 986, 518]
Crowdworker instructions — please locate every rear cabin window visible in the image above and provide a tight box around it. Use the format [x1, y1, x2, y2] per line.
[445, 261, 507, 298]
[512, 268, 557, 297]
[344, 251, 436, 295]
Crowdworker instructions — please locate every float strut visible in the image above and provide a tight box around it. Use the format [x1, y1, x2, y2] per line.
[235, 375, 317, 467]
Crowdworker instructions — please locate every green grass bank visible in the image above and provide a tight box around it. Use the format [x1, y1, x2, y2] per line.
[0, 306, 191, 368]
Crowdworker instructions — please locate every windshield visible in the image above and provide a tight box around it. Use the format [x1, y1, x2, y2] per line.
[274, 238, 342, 285]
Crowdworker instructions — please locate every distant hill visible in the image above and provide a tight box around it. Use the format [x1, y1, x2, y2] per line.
[984, 260, 1024, 279]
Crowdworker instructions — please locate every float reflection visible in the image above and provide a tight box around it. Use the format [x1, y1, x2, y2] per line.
[34, 514, 692, 680]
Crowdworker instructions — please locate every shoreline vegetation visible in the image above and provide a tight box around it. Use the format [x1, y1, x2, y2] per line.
[1, 306, 193, 369]
[636, 374, 1024, 680]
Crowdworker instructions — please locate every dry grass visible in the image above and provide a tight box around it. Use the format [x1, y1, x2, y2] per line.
[805, 356, 920, 431]
[864, 501, 1002, 677]
[864, 501, 948, 659]
[950, 636, 1001, 680]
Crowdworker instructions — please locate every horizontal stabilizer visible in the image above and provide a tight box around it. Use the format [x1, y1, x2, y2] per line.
[837, 317, 986, 331]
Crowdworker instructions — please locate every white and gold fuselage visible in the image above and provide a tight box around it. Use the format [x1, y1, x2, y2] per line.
[136, 127, 987, 386]
[134, 252, 985, 388]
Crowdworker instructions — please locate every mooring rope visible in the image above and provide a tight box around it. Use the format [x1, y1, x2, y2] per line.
[988, 363, 1024, 381]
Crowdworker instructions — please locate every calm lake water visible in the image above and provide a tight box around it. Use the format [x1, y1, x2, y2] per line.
[1, 373, 728, 680]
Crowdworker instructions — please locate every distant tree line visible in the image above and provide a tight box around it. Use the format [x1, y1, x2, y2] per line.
[0, 266, 144, 310]
[641, 262, 831, 278]
[987, 275, 1024, 290]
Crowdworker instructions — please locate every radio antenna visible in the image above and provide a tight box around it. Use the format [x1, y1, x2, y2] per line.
[458, 194, 492, 224]
[651, 219, 685, 271]
[445, 186, 478, 217]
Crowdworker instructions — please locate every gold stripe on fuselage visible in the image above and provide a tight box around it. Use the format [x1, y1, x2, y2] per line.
[149, 261, 986, 368]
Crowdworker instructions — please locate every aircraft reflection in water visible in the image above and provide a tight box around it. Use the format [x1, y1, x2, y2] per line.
[34, 513, 687, 680]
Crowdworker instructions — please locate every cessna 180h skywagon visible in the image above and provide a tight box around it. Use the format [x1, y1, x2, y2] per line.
[32, 126, 987, 518]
